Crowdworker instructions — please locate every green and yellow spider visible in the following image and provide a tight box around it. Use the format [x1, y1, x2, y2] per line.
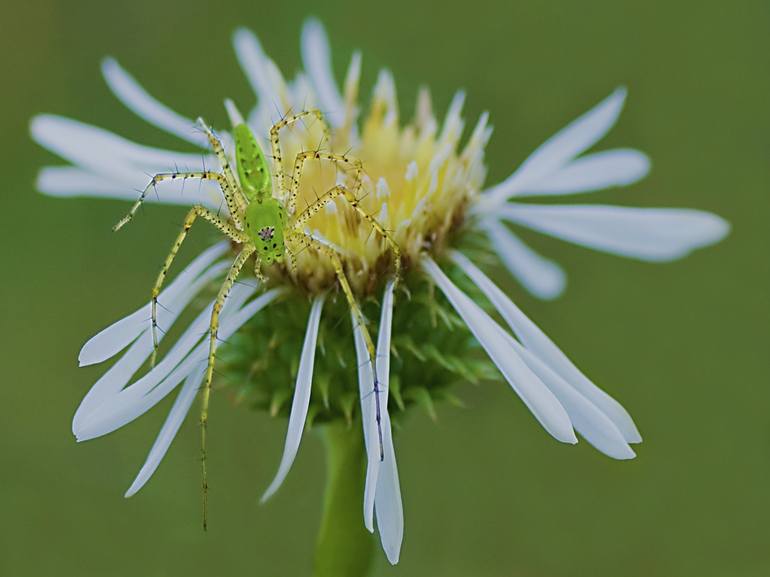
[113, 101, 401, 527]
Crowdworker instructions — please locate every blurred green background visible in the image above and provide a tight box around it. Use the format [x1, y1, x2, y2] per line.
[2, 0, 768, 575]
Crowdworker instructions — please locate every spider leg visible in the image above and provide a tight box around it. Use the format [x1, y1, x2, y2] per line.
[286, 231, 385, 460]
[289, 152, 402, 281]
[268, 109, 330, 200]
[253, 253, 266, 283]
[196, 118, 249, 220]
[147, 206, 246, 367]
[113, 170, 242, 232]
[200, 244, 256, 530]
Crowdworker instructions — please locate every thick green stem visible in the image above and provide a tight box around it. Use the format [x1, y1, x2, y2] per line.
[313, 422, 375, 577]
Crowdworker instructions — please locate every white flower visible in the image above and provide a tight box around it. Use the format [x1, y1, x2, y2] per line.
[31, 18, 727, 565]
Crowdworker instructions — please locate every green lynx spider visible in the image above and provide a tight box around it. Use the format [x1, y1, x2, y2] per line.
[114, 101, 401, 528]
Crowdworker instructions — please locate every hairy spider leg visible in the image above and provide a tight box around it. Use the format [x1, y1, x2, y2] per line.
[268, 109, 330, 202]
[289, 151, 402, 282]
[114, 169, 246, 366]
[288, 152, 402, 461]
[151, 206, 245, 366]
[113, 170, 240, 232]
[286, 228, 386, 460]
[200, 245, 256, 530]
[196, 118, 249, 220]
[253, 253, 267, 283]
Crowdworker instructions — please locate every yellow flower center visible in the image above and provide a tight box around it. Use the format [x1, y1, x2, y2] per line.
[270, 76, 491, 296]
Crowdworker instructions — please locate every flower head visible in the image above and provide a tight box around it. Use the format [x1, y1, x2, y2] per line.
[31, 18, 728, 565]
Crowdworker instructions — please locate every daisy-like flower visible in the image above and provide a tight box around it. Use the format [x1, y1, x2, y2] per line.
[31, 18, 728, 570]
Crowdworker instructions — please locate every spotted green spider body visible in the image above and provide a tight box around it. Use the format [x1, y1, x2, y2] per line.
[113, 102, 401, 528]
[234, 122, 287, 264]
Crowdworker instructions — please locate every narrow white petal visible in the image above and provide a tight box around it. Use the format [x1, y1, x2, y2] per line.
[31, 115, 213, 179]
[74, 260, 233, 426]
[261, 296, 325, 502]
[344, 51, 362, 104]
[376, 177, 391, 199]
[232, 28, 280, 113]
[513, 344, 634, 459]
[463, 111, 492, 159]
[342, 51, 362, 141]
[405, 161, 418, 182]
[101, 58, 206, 147]
[74, 283, 253, 437]
[373, 281, 404, 564]
[451, 251, 638, 454]
[481, 219, 566, 300]
[516, 149, 650, 197]
[74, 298, 218, 437]
[351, 312, 382, 532]
[36, 166, 221, 209]
[373, 69, 399, 125]
[415, 86, 437, 137]
[301, 18, 344, 127]
[450, 250, 641, 443]
[224, 98, 246, 127]
[421, 258, 576, 444]
[37, 167, 136, 198]
[124, 360, 206, 497]
[483, 87, 627, 204]
[498, 203, 730, 261]
[79, 242, 229, 366]
[75, 285, 281, 441]
[438, 90, 466, 145]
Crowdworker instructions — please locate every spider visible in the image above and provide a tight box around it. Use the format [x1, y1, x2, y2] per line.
[113, 100, 401, 528]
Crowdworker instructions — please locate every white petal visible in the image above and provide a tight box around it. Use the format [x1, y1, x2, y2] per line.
[342, 51, 362, 141]
[79, 242, 229, 366]
[373, 69, 399, 125]
[30, 115, 213, 179]
[498, 203, 730, 261]
[232, 28, 280, 114]
[124, 360, 206, 497]
[373, 281, 404, 564]
[421, 257, 576, 444]
[261, 295, 325, 502]
[480, 219, 566, 300]
[101, 57, 206, 147]
[75, 298, 217, 437]
[36, 166, 221, 209]
[224, 98, 245, 127]
[451, 250, 637, 455]
[37, 167, 136, 198]
[75, 285, 281, 441]
[74, 262, 235, 430]
[482, 87, 627, 205]
[439, 90, 466, 143]
[512, 344, 634, 459]
[516, 149, 650, 197]
[450, 250, 641, 443]
[74, 283, 253, 437]
[301, 18, 344, 127]
[351, 311, 382, 532]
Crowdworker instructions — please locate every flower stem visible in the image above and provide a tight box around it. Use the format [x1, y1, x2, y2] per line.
[313, 422, 375, 577]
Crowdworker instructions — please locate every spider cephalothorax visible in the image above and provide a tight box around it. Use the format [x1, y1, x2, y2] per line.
[113, 101, 400, 527]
